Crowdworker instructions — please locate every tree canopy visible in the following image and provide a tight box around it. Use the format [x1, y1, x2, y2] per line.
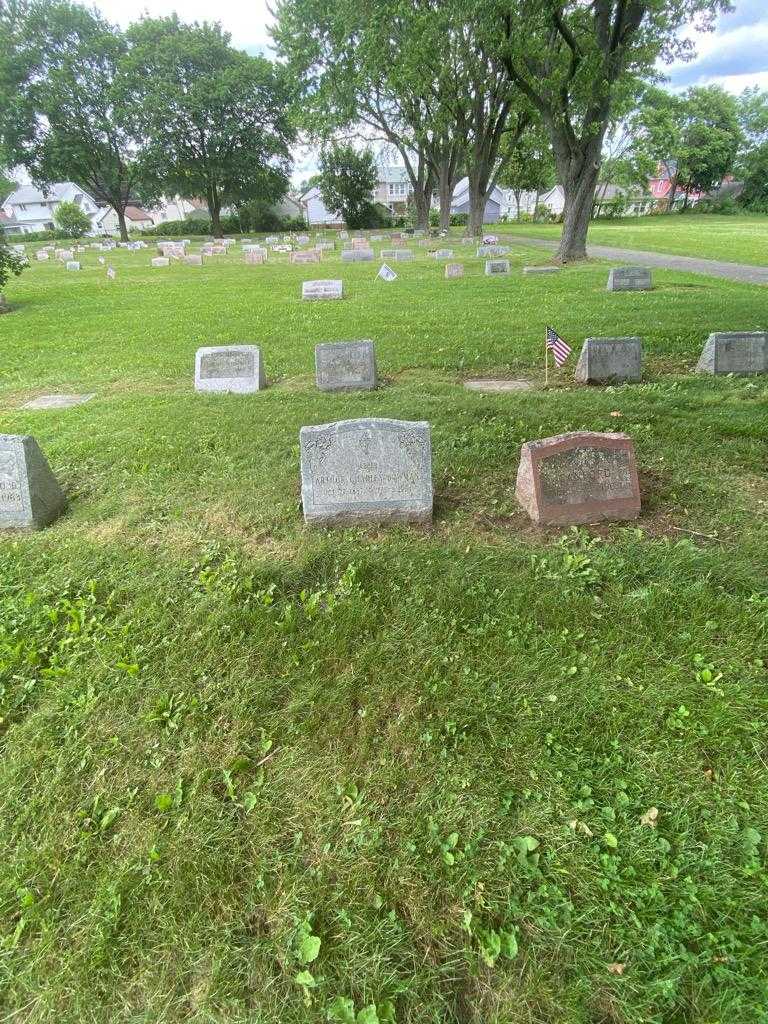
[318, 144, 378, 228]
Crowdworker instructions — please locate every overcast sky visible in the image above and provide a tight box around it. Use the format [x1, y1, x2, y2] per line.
[81, 0, 768, 183]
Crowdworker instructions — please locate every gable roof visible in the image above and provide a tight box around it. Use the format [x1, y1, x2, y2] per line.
[5, 182, 76, 206]
[452, 177, 504, 204]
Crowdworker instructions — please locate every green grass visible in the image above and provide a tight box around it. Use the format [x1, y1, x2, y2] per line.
[1, 238, 768, 1024]
[503, 214, 768, 266]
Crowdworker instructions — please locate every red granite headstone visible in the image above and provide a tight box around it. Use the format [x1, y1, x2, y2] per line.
[515, 431, 641, 525]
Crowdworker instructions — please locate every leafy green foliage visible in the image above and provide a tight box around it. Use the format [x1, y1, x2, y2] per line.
[53, 199, 91, 238]
[318, 145, 378, 229]
[0, 241, 26, 292]
[126, 16, 295, 236]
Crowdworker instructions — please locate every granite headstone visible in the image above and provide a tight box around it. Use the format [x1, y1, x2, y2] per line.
[0, 434, 66, 530]
[574, 337, 643, 384]
[315, 341, 377, 392]
[194, 345, 265, 393]
[696, 332, 768, 375]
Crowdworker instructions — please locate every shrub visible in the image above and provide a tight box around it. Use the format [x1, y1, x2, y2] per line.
[0, 242, 26, 293]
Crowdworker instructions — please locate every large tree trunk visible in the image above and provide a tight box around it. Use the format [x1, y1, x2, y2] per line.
[438, 174, 453, 231]
[210, 203, 223, 237]
[412, 189, 430, 231]
[116, 208, 129, 243]
[554, 134, 603, 262]
[514, 190, 522, 220]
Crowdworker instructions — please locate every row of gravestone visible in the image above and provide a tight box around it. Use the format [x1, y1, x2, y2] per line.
[193, 333, 768, 390]
[0, 425, 641, 530]
[5, 328, 766, 532]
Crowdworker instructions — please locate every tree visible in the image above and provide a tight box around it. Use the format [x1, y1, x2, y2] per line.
[739, 142, 768, 211]
[127, 16, 295, 237]
[490, 0, 731, 261]
[318, 145, 377, 228]
[675, 86, 740, 207]
[0, 170, 17, 203]
[0, 0, 155, 242]
[496, 124, 555, 219]
[0, 242, 25, 304]
[53, 198, 91, 236]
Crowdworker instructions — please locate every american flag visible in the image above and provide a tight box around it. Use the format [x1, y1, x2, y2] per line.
[546, 326, 572, 367]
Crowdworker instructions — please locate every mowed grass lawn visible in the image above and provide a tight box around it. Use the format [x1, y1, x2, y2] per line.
[1, 237, 768, 1024]
[504, 213, 768, 266]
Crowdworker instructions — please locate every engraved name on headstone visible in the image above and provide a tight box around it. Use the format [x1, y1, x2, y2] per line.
[194, 345, 265, 393]
[0, 434, 66, 530]
[696, 332, 768, 375]
[300, 418, 433, 526]
[515, 431, 641, 526]
[315, 340, 377, 392]
[574, 337, 643, 384]
[302, 279, 343, 300]
[445, 263, 464, 279]
[606, 266, 652, 292]
[485, 259, 510, 275]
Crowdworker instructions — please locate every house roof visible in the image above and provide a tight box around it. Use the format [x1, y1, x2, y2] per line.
[5, 182, 77, 206]
[125, 205, 152, 221]
[378, 165, 411, 185]
[452, 177, 504, 204]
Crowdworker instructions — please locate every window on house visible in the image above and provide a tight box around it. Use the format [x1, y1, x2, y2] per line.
[388, 182, 407, 198]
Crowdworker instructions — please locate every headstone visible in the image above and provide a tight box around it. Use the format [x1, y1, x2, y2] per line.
[695, 332, 768, 376]
[482, 234, 498, 244]
[445, 263, 464, 279]
[265, 235, 279, 244]
[36, 251, 50, 262]
[291, 250, 321, 264]
[316, 241, 335, 252]
[245, 251, 266, 265]
[607, 266, 652, 292]
[66, 261, 81, 271]
[185, 254, 203, 266]
[194, 345, 265, 393]
[380, 249, 413, 262]
[523, 265, 560, 275]
[151, 257, 170, 268]
[300, 418, 433, 526]
[302, 279, 343, 301]
[0, 434, 66, 530]
[434, 250, 454, 260]
[341, 249, 374, 262]
[338, 231, 349, 240]
[315, 340, 377, 392]
[22, 394, 95, 410]
[574, 337, 643, 384]
[59, 250, 74, 262]
[515, 431, 641, 526]
[485, 259, 510, 276]
[477, 245, 508, 257]
[296, 234, 310, 245]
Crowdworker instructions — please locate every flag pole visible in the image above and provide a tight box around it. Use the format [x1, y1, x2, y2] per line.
[544, 328, 549, 388]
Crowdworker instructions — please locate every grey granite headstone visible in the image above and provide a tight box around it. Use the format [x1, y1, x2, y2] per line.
[22, 394, 96, 410]
[194, 345, 265, 393]
[341, 249, 374, 262]
[300, 418, 432, 526]
[381, 249, 414, 261]
[575, 337, 643, 384]
[0, 434, 66, 530]
[434, 250, 454, 260]
[485, 259, 510, 275]
[696, 332, 768, 375]
[302, 279, 343, 300]
[151, 257, 170, 268]
[315, 341, 377, 392]
[445, 263, 464, 279]
[477, 245, 508, 257]
[607, 266, 652, 292]
[66, 261, 81, 271]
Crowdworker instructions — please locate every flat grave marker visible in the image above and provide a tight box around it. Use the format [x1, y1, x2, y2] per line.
[151, 257, 170, 268]
[464, 379, 532, 393]
[523, 265, 560, 275]
[22, 394, 95, 410]
[300, 417, 433, 526]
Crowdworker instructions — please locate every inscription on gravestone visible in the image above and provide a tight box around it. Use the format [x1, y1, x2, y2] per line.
[515, 431, 640, 525]
[302, 279, 343, 300]
[0, 434, 66, 530]
[575, 336, 643, 384]
[300, 418, 433, 526]
[485, 259, 510, 275]
[315, 341, 377, 392]
[607, 266, 652, 292]
[194, 345, 265, 393]
[696, 332, 768, 375]
[445, 263, 464, 279]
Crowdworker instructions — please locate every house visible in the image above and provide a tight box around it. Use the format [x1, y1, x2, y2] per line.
[373, 166, 413, 214]
[500, 189, 539, 219]
[148, 196, 208, 224]
[1, 181, 100, 234]
[93, 205, 155, 235]
[648, 162, 703, 209]
[301, 185, 343, 226]
[536, 183, 648, 218]
[273, 194, 305, 222]
[450, 178, 504, 223]
[0, 209, 19, 235]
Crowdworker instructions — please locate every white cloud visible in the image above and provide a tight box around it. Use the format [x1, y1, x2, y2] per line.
[93, 0, 275, 49]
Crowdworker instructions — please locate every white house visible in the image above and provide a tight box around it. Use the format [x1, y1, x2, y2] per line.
[93, 205, 155, 235]
[148, 196, 209, 224]
[450, 178, 504, 223]
[1, 182, 100, 234]
[500, 189, 539, 219]
[373, 166, 413, 213]
[301, 185, 343, 226]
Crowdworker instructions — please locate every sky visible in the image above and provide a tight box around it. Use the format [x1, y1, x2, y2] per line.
[61, 0, 768, 184]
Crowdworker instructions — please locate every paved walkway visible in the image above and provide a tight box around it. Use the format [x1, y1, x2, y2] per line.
[510, 236, 768, 285]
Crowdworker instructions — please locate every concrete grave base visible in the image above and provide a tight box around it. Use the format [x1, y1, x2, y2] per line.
[464, 380, 533, 393]
[22, 394, 96, 410]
